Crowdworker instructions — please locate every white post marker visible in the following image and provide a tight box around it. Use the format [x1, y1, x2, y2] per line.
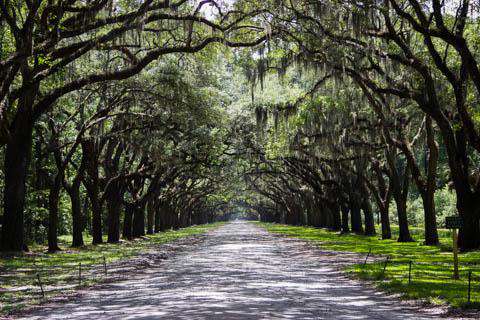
[445, 216, 463, 280]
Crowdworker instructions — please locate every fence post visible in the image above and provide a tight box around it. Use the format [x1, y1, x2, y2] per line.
[36, 273, 45, 298]
[78, 263, 82, 286]
[468, 270, 472, 303]
[103, 256, 107, 276]
[408, 260, 412, 284]
[382, 256, 390, 276]
[363, 248, 372, 266]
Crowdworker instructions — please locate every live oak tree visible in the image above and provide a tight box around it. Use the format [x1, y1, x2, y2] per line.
[240, 0, 480, 250]
[0, 0, 269, 251]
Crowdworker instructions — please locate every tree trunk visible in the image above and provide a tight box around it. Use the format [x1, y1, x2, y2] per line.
[318, 203, 327, 227]
[395, 196, 414, 242]
[1, 108, 34, 252]
[173, 210, 180, 230]
[147, 199, 155, 234]
[341, 205, 349, 233]
[106, 185, 123, 243]
[457, 194, 480, 250]
[132, 205, 145, 237]
[67, 185, 84, 247]
[90, 190, 103, 244]
[47, 174, 62, 252]
[423, 116, 439, 245]
[421, 191, 439, 245]
[155, 202, 163, 232]
[123, 203, 134, 240]
[82, 140, 102, 244]
[330, 203, 341, 231]
[379, 203, 392, 239]
[160, 204, 169, 231]
[386, 148, 413, 242]
[433, 114, 479, 250]
[362, 199, 376, 236]
[350, 201, 363, 234]
[371, 160, 392, 239]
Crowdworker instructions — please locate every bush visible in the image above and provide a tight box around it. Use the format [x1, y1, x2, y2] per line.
[400, 186, 457, 227]
[434, 185, 457, 226]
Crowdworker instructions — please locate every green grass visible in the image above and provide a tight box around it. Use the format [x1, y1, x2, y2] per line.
[0, 222, 224, 315]
[256, 222, 480, 308]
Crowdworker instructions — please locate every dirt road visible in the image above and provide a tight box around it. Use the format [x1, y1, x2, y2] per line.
[19, 221, 444, 319]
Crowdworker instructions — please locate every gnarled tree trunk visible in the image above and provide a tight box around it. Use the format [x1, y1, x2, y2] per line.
[66, 183, 84, 247]
[132, 204, 146, 237]
[106, 183, 123, 243]
[1, 102, 35, 252]
[123, 203, 134, 240]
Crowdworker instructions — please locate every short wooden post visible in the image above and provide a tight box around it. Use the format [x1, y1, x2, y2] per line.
[453, 229, 459, 280]
[103, 256, 107, 276]
[468, 270, 472, 303]
[445, 216, 462, 280]
[363, 248, 372, 266]
[408, 260, 412, 284]
[78, 263, 82, 286]
[36, 273, 45, 298]
[382, 256, 390, 275]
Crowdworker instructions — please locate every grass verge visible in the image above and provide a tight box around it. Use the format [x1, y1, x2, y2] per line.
[0, 222, 224, 315]
[256, 222, 480, 308]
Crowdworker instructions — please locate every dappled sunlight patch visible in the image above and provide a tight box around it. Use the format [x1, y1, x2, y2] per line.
[0, 223, 224, 315]
[257, 222, 480, 309]
[17, 222, 441, 319]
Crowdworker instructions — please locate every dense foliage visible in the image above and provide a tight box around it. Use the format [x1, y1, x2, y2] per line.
[0, 0, 268, 252]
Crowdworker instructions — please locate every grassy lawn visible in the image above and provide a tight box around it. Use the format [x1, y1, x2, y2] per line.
[0, 222, 224, 315]
[256, 222, 480, 308]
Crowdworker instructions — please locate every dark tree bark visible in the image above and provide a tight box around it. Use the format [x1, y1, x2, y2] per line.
[1, 104, 35, 252]
[47, 174, 63, 252]
[362, 199, 376, 236]
[132, 204, 146, 237]
[154, 201, 163, 232]
[379, 204, 392, 240]
[106, 183, 123, 243]
[395, 194, 413, 242]
[422, 117, 440, 245]
[103, 140, 124, 243]
[385, 147, 414, 242]
[66, 184, 84, 247]
[370, 161, 392, 240]
[350, 200, 363, 234]
[82, 140, 103, 244]
[64, 152, 87, 248]
[46, 131, 64, 253]
[329, 202, 342, 231]
[123, 203, 134, 240]
[397, 116, 440, 245]
[340, 205, 350, 233]
[147, 199, 155, 235]
[457, 194, 480, 250]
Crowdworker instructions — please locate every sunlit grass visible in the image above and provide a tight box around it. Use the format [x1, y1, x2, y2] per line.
[256, 222, 480, 308]
[0, 222, 224, 315]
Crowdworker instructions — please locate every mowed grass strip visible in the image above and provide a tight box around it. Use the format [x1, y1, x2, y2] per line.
[0, 222, 224, 315]
[256, 222, 480, 308]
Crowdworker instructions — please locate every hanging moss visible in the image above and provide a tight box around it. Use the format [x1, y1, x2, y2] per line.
[257, 59, 267, 91]
[273, 107, 280, 132]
